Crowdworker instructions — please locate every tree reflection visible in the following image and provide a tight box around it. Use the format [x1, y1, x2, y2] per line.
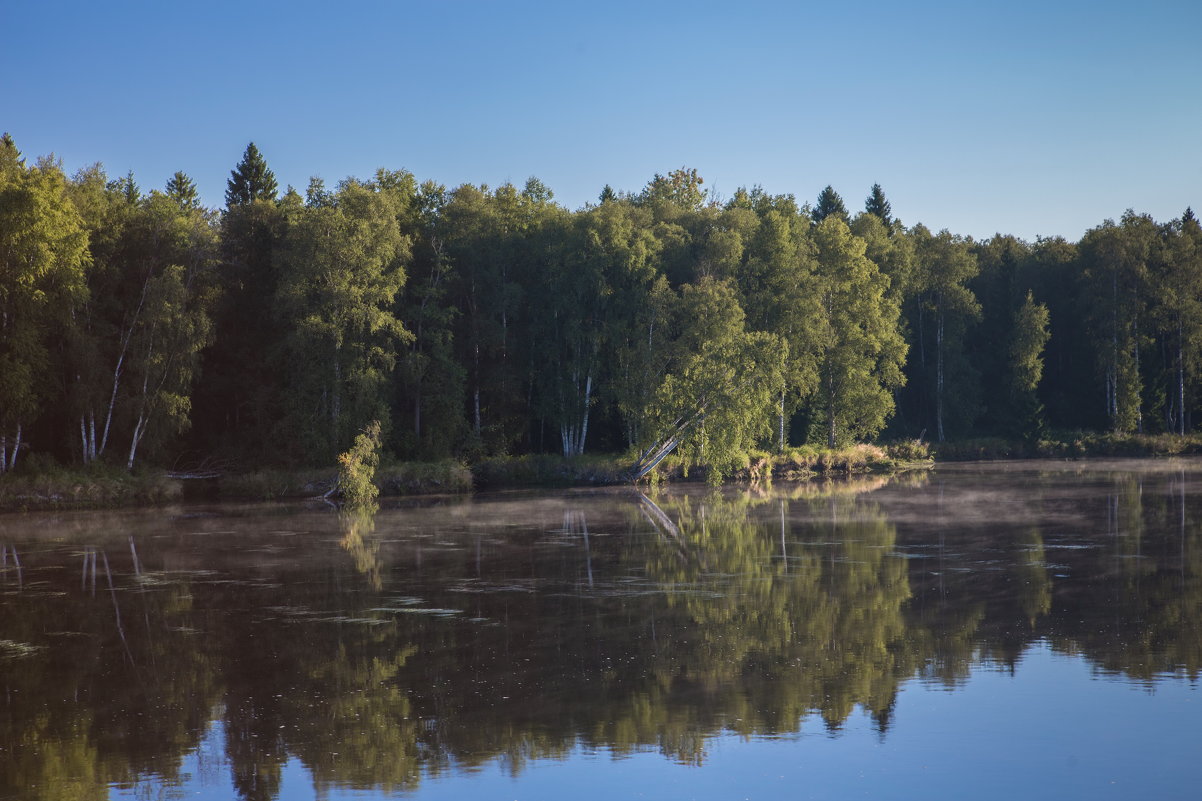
[340, 505, 384, 590]
[2, 466, 1202, 799]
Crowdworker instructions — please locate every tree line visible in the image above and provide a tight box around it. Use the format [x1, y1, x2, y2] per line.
[2, 134, 1199, 474]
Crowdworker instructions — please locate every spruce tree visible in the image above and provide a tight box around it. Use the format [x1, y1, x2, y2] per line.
[113, 170, 140, 205]
[225, 142, 278, 207]
[166, 170, 200, 210]
[812, 185, 848, 223]
[865, 183, 892, 226]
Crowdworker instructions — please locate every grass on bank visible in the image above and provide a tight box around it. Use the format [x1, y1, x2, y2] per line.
[219, 459, 474, 500]
[0, 462, 182, 512]
[0, 440, 928, 511]
[474, 441, 931, 488]
[932, 431, 1202, 461]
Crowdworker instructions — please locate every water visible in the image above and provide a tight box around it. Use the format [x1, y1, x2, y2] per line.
[1, 460, 1200, 800]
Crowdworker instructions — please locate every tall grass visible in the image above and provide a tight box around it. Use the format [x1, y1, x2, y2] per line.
[0, 465, 181, 511]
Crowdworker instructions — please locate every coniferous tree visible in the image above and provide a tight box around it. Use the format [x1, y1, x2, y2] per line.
[113, 170, 140, 204]
[864, 183, 892, 227]
[1009, 291, 1051, 439]
[166, 171, 200, 210]
[192, 146, 286, 462]
[812, 185, 848, 223]
[225, 142, 278, 207]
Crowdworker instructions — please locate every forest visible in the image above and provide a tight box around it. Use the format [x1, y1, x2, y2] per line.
[2, 134, 1200, 477]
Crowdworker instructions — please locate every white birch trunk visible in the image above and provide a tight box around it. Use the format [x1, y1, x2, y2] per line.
[8, 424, 22, 471]
[100, 348, 126, 457]
[778, 390, 786, 453]
[127, 415, 146, 471]
[1179, 318, 1186, 436]
[578, 374, 592, 457]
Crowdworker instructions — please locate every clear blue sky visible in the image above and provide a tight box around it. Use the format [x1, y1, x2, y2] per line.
[5, 0, 1199, 241]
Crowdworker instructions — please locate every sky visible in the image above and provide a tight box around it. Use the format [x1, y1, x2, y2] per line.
[4, 0, 1200, 242]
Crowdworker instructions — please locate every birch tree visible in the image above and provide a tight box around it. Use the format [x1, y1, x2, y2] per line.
[810, 216, 906, 447]
[635, 278, 786, 481]
[538, 199, 658, 456]
[911, 225, 980, 442]
[274, 178, 411, 463]
[0, 137, 88, 472]
[395, 179, 467, 458]
[114, 190, 217, 469]
[1080, 213, 1154, 433]
[1150, 211, 1202, 434]
[738, 199, 822, 450]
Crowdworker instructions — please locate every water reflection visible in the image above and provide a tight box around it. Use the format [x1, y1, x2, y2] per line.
[1, 464, 1201, 799]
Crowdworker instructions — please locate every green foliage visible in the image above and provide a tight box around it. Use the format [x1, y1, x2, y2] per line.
[647, 277, 788, 482]
[337, 420, 382, 508]
[810, 216, 907, 446]
[0, 138, 89, 472]
[1079, 213, 1157, 433]
[224, 142, 278, 207]
[1009, 291, 1051, 439]
[165, 171, 199, 210]
[640, 167, 708, 212]
[7, 133, 1202, 480]
[812, 185, 848, 223]
[864, 183, 893, 226]
[274, 178, 412, 462]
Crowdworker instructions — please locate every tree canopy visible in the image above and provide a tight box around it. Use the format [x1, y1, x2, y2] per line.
[1, 133, 1200, 476]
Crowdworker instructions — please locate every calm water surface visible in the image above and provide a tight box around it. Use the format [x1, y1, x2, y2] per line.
[1, 460, 1200, 800]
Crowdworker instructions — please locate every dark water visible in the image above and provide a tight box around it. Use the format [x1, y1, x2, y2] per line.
[2, 460, 1200, 800]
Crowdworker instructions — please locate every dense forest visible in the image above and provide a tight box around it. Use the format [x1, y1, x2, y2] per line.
[2, 134, 1200, 475]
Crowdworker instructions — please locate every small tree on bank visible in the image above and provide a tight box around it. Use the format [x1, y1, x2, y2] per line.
[337, 420, 382, 508]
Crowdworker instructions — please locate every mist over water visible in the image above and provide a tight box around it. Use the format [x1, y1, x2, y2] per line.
[2, 460, 1201, 800]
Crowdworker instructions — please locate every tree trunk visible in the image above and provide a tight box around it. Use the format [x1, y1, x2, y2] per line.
[1179, 317, 1186, 436]
[1134, 314, 1142, 434]
[936, 304, 945, 443]
[8, 424, 21, 472]
[578, 373, 592, 456]
[127, 415, 146, 471]
[778, 389, 786, 453]
[332, 353, 342, 440]
[100, 349, 126, 457]
[827, 372, 837, 449]
[413, 389, 422, 441]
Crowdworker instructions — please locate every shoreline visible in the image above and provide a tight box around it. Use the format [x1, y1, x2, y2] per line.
[6, 431, 1202, 513]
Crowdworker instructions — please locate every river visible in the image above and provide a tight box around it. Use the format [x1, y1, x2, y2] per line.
[1, 460, 1200, 800]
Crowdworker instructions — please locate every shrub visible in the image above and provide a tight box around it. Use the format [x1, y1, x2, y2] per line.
[337, 421, 382, 508]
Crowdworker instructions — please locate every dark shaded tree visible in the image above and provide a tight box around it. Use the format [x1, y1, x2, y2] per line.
[864, 183, 892, 227]
[812, 185, 848, 223]
[224, 142, 278, 207]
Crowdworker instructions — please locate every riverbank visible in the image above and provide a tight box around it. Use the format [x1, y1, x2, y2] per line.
[0, 442, 931, 512]
[932, 431, 1202, 461]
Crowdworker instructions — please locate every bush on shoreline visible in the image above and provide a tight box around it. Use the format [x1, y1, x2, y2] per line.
[932, 431, 1202, 461]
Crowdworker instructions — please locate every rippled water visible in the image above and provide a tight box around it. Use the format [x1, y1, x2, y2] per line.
[2, 460, 1200, 800]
